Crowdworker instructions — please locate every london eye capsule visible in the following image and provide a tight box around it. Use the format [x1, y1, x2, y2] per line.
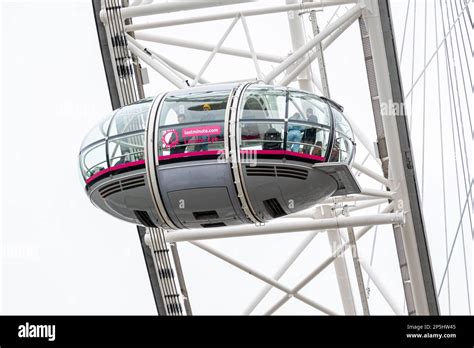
[79, 83, 360, 229]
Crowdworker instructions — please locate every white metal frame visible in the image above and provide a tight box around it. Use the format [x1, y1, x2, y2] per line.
[96, 0, 454, 315]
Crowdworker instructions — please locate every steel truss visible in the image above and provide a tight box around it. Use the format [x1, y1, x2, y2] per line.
[91, 0, 472, 315]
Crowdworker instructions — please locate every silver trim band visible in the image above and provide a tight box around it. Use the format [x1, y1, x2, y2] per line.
[145, 92, 179, 229]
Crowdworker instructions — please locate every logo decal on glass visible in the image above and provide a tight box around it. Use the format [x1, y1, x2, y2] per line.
[182, 125, 221, 138]
[161, 129, 179, 148]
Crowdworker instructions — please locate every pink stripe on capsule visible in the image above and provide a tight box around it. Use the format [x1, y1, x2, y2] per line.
[85, 160, 145, 184]
[158, 150, 223, 161]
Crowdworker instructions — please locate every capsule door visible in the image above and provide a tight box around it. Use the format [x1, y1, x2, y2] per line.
[149, 86, 252, 229]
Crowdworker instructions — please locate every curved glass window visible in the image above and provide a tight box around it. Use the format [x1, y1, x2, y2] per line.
[329, 107, 355, 163]
[108, 97, 152, 137]
[239, 86, 286, 153]
[332, 107, 353, 139]
[240, 122, 285, 150]
[80, 142, 107, 180]
[80, 114, 112, 150]
[240, 86, 286, 120]
[286, 92, 331, 158]
[160, 89, 229, 126]
[286, 122, 330, 156]
[108, 133, 145, 167]
[288, 91, 331, 126]
[158, 89, 230, 157]
[329, 135, 354, 162]
[79, 98, 152, 183]
[238, 87, 333, 162]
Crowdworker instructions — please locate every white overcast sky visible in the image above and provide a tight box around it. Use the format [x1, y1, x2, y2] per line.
[1, 0, 472, 315]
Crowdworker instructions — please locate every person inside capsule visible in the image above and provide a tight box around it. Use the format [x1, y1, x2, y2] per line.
[240, 86, 331, 159]
[287, 112, 304, 152]
[194, 103, 213, 151]
[302, 107, 319, 154]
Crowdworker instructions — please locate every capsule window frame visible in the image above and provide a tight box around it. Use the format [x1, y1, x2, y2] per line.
[330, 106, 354, 140]
[155, 89, 232, 157]
[285, 122, 332, 156]
[157, 119, 227, 156]
[327, 105, 355, 164]
[79, 110, 116, 152]
[107, 97, 153, 137]
[329, 132, 354, 163]
[240, 86, 287, 121]
[287, 90, 332, 126]
[237, 86, 355, 162]
[79, 99, 152, 182]
[107, 131, 146, 168]
[158, 90, 231, 127]
[239, 121, 286, 151]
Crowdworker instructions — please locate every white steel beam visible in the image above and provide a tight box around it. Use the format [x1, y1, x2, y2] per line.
[363, 0, 438, 314]
[165, 212, 404, 242]
[359, 258, 403, 315]
[310, 74, 325, 94]
[323, 206, 357, 315]
[322, 9, 359, 49]
[125, 1, 356, 31]
[310, 10, 330, 97]
[127, 39, 187, 89]
[245, 200, 388, 313]
[264, 202, 396, 314]
[320, 194, 388, 204]
[126, 34, 210, 84]
[192, 15, 240, 86]
[244, 230, 320, 314]
[285, 199, 388, 219]
[359, 187, 395, 199]
[338, 231, 402, 314]
[240, 15, 263, 79]
[191, 241, 338, 315]
[120, 0, 254, 18]
[352, 162, 391, 188]
[279, 8, 360, 87]
[347, 226, 370, 315]
[148, 50, 210, 85]
[282, 11, 357, 92]
[263, 4, 362, 83]
[134, 32, 284, 63]
[286, 0, 314, 92]
[345, 199, 388, 213]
